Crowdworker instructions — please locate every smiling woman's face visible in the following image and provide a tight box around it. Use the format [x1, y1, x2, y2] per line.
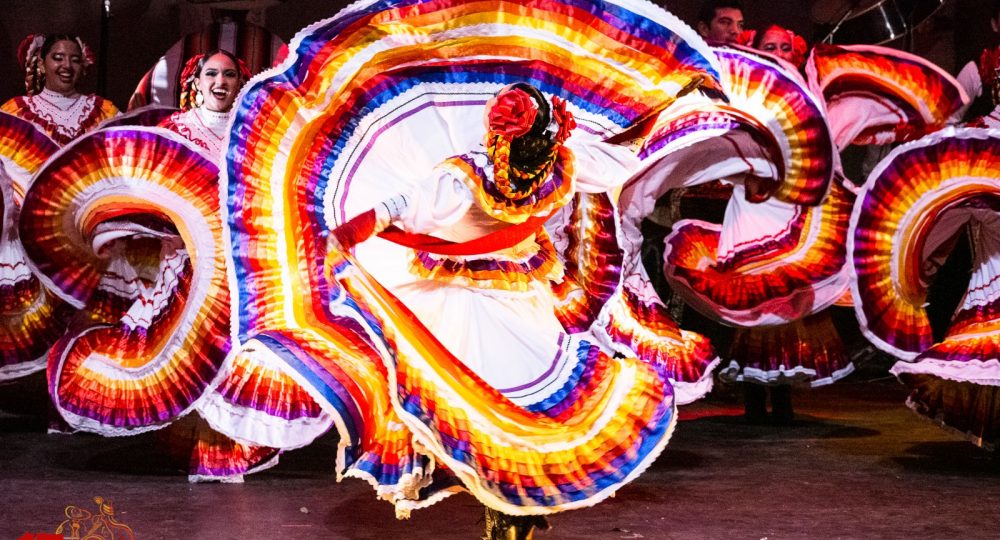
[758, 29, 794, 62]
[196, 53, 240, 112]
[43, 40, 84, 95]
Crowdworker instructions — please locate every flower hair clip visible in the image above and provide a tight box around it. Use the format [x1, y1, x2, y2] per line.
[549, 96, 575, 144]
[17, 34, 45, 70]
[488, 88, 538, 138]
[789, 32, 808, 67]
[76, 37, 96, 68]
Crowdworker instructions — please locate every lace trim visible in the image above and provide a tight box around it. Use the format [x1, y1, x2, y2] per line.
[1, 94, 116, 145]
[160, 108, 230, 157]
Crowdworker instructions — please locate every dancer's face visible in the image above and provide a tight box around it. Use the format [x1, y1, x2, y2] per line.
[758, 29, 794, 62]
[698, 8, 744, 44]
[43, 40, 84, 96]
[196, 53, 240, 112]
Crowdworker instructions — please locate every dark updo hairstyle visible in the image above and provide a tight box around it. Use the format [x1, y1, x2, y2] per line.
[507, 83, 556, 171]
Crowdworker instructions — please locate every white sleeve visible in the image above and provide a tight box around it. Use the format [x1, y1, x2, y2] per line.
[957, 60, 983, 101]
[565, 138, 641, 193]
[395, 166, 473, 234]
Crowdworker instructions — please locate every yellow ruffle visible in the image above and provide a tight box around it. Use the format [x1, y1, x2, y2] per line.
[441, 147, 576, 225]
[408, 230, 563, 291]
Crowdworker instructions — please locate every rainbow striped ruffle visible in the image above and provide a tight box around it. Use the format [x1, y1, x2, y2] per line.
[197, 338, 335, 451]
[600, 288, 718, 404]
[0, 112, 72, 381]
[223, 0, 713, 514]
[630, 46, 835, 207]
[711, 47, 835, 206]
[16, 126, 323, 479]
[20, 127, 231, 435]
[619, 46, 838, 338]
[614, 46, 837, 399]
[855, 128, 1000, 446]
[849, 128, 1000, 380]
[663, 181, 854, 327]
[722, 311, 853, 387]
[327, 253, 676, 515]
[550, 193, 623, 332]
[548, 192, 717, 404]
[807, 44, 970, 148]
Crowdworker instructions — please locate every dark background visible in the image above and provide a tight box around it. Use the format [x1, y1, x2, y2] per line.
[0, 0, 994, 109]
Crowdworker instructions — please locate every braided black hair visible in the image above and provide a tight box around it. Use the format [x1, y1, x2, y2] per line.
[508, 83, 556, 171]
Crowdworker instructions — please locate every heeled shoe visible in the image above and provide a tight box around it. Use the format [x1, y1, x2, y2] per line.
[483, 507, 550, 540]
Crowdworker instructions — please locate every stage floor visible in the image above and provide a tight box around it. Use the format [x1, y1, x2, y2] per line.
[3, 374, 999, 539]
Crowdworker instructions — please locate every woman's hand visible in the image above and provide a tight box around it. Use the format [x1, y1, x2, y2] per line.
[328, 209, 378, 252]
[326, 194, 409, 253]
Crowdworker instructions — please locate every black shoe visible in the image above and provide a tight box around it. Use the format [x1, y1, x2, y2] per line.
[770, 384, 794, 425]
[743, 383, 768, 424]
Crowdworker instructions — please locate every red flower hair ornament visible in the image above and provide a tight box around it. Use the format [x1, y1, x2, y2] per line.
[488, 88, 538, 138]
[550, 95, 576, 144]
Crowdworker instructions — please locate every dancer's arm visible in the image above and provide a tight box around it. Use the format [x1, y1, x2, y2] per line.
[327, 194, 409, 252]
[328, 168, 473, 251]
[567, 138, 641, 193]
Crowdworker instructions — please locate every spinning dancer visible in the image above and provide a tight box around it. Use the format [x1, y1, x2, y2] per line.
[220, 0, 719, 535]
[324, 82, 668, 537]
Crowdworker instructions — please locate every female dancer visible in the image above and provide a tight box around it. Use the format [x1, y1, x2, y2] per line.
[159, 49, 250, 156]
[220, 1, 718, 535]
[734, 25, 829, 423]
[752, 24, 808, 67]
[324, 81, 670, 538]
[2, 34, 118, 145]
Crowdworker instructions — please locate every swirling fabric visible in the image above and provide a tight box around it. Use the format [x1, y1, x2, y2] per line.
[850, 127, 1000, 360]
[620, 47, 838, 329]
[223, 0, 716, 515]
[663, 181, 853, 327]
[807, 44, 970, 148]
[19, 127, 230, 435]
[850, 127, 1000, 447]
[0, 112, 70, 381]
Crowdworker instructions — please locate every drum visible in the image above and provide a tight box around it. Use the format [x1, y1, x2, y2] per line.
[812, 0, 945, 45]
